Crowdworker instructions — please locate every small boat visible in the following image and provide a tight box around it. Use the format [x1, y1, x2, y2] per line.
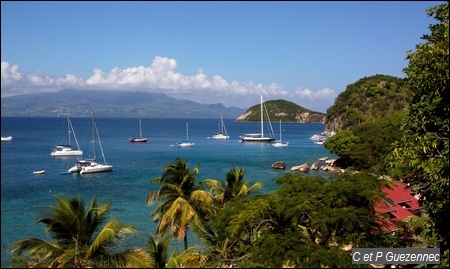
[314, 138, 325, 145]
[211, 115, 230, 139]
[129, 119, 148, 142]
[1, 135, 13, 142]
[177, 122, 195, 147]
[33, 170, 45, 174]
[271, 120, 289, 147]
[50, 109, 83, 157]
[310, 134, 323, 141]
[68, 110, 113, 174]
[272, 161, 286, 170]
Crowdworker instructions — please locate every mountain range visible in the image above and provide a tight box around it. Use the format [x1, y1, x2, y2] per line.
[1, 89, 246, 118]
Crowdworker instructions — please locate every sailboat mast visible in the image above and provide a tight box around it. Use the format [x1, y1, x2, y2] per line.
[139, 119, 142, 138]
[186, 122, 189, 140]
[66, 108, 71, 146]
[260, 95, 264, 137]
[280, 119, 282, 141]
[91, 110, 96, 161]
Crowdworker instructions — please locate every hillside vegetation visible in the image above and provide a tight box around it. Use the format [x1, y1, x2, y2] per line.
[325, 74, 411, 133]
[236, 99, 325, 123]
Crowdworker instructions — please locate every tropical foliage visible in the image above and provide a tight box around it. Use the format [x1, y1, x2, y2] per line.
[146, 158, 215, 251]
[386, 2, 449, 266]
[324, 111, 406, 172]
[9, 195, 151, 268]
[201, 165, 264, 207]
[200, 172, 391, 268]
[325, 74, 411, 133]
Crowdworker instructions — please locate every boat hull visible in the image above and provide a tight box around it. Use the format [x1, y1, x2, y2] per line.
[177, 142, 195, 147]
[129, 138, 148, 142]
[80, 164, 113, 174]
[1, 136, 13, 142]
[271, 141, 289, 147]
[51, 147, 83, 157]
[211, 134, 229, 140]
[240, 135, 275, 142]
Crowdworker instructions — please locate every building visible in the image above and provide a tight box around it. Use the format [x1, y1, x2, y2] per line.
[375, 181, 421, 232]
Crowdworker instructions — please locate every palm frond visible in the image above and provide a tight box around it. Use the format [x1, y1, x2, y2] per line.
[167, 245, 208, 268]
[157, 197, 199, 240]
[87, 216, 138, 258]
[96, 248, 153, 268]
[146, 191, 160, 206]
[10, 238, 63, 260]
[147, 234, 172, 268]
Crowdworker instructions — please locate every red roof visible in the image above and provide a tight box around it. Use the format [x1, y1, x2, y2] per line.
[375, 180, 421, 232]
[383, 181, 420, 210]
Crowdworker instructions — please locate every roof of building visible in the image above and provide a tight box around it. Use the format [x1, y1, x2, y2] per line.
[375, 180, 421, 232]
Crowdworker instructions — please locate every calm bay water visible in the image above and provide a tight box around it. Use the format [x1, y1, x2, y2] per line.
[1, 117, 334, 267]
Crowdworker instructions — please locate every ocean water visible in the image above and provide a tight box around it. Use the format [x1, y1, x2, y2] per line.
[1, 117, 335, 267]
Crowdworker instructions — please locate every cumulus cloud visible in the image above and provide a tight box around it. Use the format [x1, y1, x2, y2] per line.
[1, 56, 337, 111]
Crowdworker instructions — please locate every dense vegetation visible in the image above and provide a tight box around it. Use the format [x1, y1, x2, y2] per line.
[236, 99, 325, 123]
[7, 2, 448, 268]
[386, 2, 449, 264]
[326, 2, 449, 265]
[325, 74, 411, 133]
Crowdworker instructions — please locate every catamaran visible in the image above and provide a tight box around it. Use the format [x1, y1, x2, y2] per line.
[211, 115, 230, 139]
[68, 110, 113, 174]
[50, 109, 83, 157]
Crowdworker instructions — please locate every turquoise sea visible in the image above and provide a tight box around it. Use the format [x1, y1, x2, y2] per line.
[1, 117, 335, 267]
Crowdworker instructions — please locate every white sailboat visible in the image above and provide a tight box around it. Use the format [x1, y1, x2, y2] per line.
[177, 122, 195, 147]
[68, 110, 113, 174]
[240, 95, 275, 142]
[50, 109, 83, 157]
[1, 135, 12, 142]
[129, 119, 148, 142]
[271, 119, 289, 147]
[211, 115, 229, 139]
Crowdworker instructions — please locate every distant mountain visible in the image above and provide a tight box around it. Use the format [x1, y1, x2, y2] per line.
[236, 99, 325, 123]
[0, 89, 245, 118]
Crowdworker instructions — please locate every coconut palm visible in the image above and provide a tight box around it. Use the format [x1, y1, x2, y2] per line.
[146, 158, 214, 251]
[202, 165, 264, 207]
[147, 234, 172, 268]
[10, 195, 151, 268]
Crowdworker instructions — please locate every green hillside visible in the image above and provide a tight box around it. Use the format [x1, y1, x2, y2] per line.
[325, 74, 412, 132]
[236, 99, 325, 123]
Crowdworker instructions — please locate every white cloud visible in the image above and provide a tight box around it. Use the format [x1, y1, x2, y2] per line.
[1, 56, 337, 111]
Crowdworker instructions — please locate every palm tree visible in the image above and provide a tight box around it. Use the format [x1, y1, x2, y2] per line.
[146, 158, 214, 251]
[147, 234, 172, 268]
[10, 195, 151, 268]
[202, 165, 264, 207]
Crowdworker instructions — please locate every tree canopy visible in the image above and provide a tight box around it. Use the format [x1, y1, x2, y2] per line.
[386, 3, 449, 263]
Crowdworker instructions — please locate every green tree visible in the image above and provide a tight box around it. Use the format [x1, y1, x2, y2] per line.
[386, 3, 449, 262]
[10, 195, 150, 268]
[201, 165, 264, 207]
[202, 172, 389, 267]
[325, 111, 406, 172]
[146, 158, 215, 251]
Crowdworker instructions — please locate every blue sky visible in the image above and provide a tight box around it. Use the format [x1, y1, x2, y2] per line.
[1, 1, 443, 112]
